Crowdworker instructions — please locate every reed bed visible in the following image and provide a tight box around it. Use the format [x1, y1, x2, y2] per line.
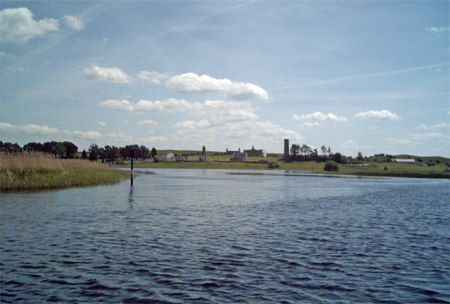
[1, 152, 130, 191]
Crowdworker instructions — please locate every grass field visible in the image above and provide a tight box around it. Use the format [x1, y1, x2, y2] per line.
[1, 152, 130, 191]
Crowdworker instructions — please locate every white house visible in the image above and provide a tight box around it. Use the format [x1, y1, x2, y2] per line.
[394, 159, 415, 164]
[159, 153, 175, 161]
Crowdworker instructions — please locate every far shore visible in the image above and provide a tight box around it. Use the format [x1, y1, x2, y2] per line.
[118, 158, 450, 179]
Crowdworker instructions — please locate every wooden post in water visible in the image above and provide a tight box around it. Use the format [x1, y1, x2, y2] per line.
[130, 149, 135, 186]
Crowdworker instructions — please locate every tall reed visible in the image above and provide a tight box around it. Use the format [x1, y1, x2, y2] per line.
[0, 152, 129, 191]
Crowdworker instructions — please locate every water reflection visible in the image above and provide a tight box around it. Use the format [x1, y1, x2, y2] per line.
[128, 185, 134, 210]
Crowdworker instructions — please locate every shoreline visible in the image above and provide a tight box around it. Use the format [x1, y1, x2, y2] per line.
[121, 160, 450, 179]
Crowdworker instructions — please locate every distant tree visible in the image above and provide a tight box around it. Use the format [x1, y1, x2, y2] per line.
[63, 141, 78, 158]
[151, 147, 158, 159]
[312, 148, 318, 159]
[89, 149, 97, 161]
[1, 142, 21, 153]
[357, 151, 363, 161]
[321, 145, 327, 156]
[44, 141, 66, 157]
[104, 145, 120, 163]
[327, 147, 331, 156]
[290, 144, 299, 157]
[139, 145, 151, 159]
[24, 142, 44, 152]
[333, 152, 342, 163]
[82, 149, 88, 159]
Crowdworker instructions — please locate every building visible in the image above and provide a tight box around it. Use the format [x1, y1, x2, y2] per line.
[244, 145, 267, 158]
[284, 139, 289, 159]
[159, 152, 175, 161]
[394, 159, 416, 164]
[230, 152, 249, 162]
[226, 148, 240, 156]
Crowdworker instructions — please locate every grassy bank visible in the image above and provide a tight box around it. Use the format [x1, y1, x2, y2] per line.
[122, 156, 449, 179]
[1, 152, 130, 191]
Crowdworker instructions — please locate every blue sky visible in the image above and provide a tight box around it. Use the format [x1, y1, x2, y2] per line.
[1, 0, 449, 156]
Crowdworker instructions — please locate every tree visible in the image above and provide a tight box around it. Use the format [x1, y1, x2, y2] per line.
[89, 149, 97, 161]
[104, 145, 120, 163]
[82, 149, 88, 159]
[89, 143, 99, 153]
[1, 142, 21, 153]
[139, 145, 151, 159]
[357, 151, 363, 161]
[290, 144, 299, 157]
[333, 152, 342, 164]
[324, 161, 339, 171]
[24, 142, 44, 152]
[151, 147, 158, 159]
[321, 145, 327, 156]
[63, 141, 78, 158]
[44, 141, 66, 157]
[327, 147, 331, 156]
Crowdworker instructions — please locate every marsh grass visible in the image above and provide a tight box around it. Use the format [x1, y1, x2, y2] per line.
[1, 152, 130, 191]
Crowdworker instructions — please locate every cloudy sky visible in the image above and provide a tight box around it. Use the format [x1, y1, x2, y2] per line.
[1, 1, 448, 156]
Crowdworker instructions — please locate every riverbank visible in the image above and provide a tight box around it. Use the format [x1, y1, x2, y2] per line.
[120, 159, 450, 179]
[0, 152, 130, 191]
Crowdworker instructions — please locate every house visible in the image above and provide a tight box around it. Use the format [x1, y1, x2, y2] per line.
[244, 145, 267, 158]
[226, 148, 241, 156]
[159, 152, 175, 161]
[394, 159, 416, 164]
[230, 152, 249, 162]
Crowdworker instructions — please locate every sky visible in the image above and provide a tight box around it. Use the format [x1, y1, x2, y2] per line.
[1, 0, 449, 157]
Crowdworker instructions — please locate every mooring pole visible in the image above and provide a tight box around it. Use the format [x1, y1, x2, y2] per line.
[130, 150, 135, 186]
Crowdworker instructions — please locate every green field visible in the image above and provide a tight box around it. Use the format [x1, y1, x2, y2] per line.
[119, 152, 450, 179]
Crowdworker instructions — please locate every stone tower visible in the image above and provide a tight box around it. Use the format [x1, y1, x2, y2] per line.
[284, 139, 289, 159]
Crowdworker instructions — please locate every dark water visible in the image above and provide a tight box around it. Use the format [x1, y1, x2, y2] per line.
[1, 169, 449, 303]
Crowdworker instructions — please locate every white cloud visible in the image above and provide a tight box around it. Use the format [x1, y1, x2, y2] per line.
[0, 122, 69, 135]
[135, 98, 199, 113]
[391, 139, 419, 146]
[99, 98, 257, 123]
[416, 123, 449, 130]
[73, 131, 102, 139]
[62, 15, 84, 31]
[142, 136, 168, 143]
[73, 131, 132, 140]
[410, 132, 445, 140]
[98, 122, 107, 126]
[355, 110, 401, 121]
[298, 122, 320, 128]
[136, 71, 169, 84]
[0, 7, 60, 43]
[174, 119, 210, 129]
[0, 51, 14, 58]
[425, 26, 449, 33]
[84, 66, 133, 83]
[166, 73, 269, 101]
[103, 38, 108, 43]
[293, 112, 348, 122]
[220, 121, 303, 142]
[137, 119, 158, 126]
[99, 99, 134, 111]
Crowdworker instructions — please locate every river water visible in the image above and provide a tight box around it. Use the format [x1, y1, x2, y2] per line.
[1, 169, 449, 303]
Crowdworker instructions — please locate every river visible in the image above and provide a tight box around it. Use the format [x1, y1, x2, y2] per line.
[1, 169, 449, 303]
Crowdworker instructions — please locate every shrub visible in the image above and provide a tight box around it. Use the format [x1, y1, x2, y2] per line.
[324, 161, 339, 172]
[268, 160, 280, 169]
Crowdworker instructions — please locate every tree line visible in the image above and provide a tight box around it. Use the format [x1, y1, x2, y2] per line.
[0, 141, 157, 163]
[289, 143, 344, 163]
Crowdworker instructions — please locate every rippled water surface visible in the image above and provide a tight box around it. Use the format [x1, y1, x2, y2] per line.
[1, 169, 449, 303]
